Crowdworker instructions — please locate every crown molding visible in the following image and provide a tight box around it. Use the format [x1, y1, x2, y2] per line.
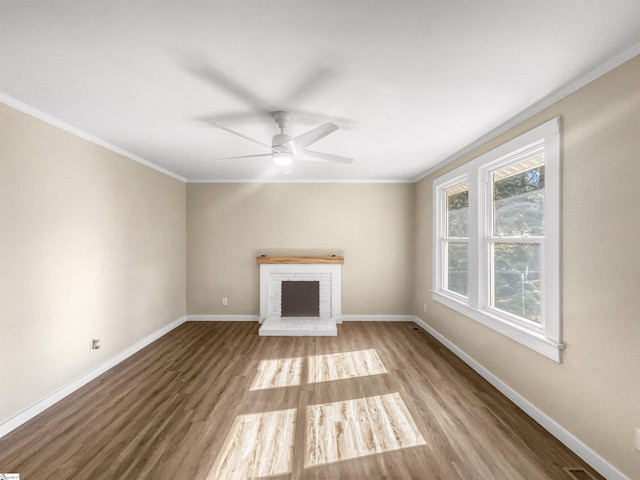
[414, 41, 640, 182]
[0, 93, 187, 183]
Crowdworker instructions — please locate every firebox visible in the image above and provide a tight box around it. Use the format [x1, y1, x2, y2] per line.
[281, 281, 320, 317]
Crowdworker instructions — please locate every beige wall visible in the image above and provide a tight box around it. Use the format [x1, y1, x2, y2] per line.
[187, 183, 415, 316]
[415, 55, 640, 478]
[0, 104, 187, 425]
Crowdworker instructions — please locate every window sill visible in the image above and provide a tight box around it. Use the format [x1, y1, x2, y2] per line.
[431, 290, 563, 362]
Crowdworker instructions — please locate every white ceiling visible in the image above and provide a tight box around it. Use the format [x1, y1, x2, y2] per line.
[2, 1, 640, 183]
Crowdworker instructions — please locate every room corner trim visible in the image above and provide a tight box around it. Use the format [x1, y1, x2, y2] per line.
[0, 315, 188, 439]
[411, 316, 628, 480]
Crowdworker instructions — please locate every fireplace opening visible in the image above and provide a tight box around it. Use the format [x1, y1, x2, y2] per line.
[281, 281, 320, 317]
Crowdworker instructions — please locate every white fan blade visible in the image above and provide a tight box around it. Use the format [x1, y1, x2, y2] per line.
[211, 123, 271, 149]
[288, 123, 339, 151]
[212, 153, 272, 161]
[302, 150, 354, 164]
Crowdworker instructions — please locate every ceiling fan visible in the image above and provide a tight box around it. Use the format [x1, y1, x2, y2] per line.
[210, 111, 354, 166]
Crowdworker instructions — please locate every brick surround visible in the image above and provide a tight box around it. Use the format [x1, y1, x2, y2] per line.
[259, 263, 342, 323]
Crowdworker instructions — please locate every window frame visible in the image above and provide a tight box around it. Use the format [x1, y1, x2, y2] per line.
[432, 118, 563, 361]
[439, 176, 470, 299]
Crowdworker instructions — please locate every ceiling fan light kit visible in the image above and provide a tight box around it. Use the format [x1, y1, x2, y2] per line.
[272, 152, 293, 166]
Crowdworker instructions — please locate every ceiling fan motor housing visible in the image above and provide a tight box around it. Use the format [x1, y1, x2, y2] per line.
[272, 133, 294, 154]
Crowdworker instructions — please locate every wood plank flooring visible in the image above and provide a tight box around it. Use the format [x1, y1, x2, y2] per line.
[0, 321, 603, 479]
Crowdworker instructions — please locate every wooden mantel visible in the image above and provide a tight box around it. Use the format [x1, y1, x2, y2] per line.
[257, 255, 344, 265]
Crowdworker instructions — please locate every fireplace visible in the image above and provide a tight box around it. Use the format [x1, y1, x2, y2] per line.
[257, 256, 343, 336]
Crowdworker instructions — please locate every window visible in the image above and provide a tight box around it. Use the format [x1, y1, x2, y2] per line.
[443, 180, 469, 297]
[433, 118, 562, 361]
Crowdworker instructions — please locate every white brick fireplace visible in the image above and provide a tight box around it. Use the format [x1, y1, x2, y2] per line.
[258, 256, 343, 336]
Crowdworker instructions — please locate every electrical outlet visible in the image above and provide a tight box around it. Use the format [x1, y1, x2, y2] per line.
[222, 297, 228, 306]
[635, 428, 640, 451]
[91, 338, 101, 350]
[423, 303, 427, 312]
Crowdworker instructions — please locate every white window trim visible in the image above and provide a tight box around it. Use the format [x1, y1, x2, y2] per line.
[432, 117, 563, 362]
[435, 173, 469, 296]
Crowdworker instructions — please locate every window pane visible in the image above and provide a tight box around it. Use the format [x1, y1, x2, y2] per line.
[491, 243, 541, 323]
[447, 242, 468, 296]
[493, 155, 544, 237]
[447, 183, 468, 237]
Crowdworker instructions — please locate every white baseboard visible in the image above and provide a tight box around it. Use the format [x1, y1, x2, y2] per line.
[411, 316, 628, 480]
[0, 315, 188, 439]
[342, 314, 415, 322]
[186, 314, 259, 322]
[185, 314, 414, 323]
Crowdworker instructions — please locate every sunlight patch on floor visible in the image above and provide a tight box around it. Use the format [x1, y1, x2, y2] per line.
[305, 392, 426, 467]
[307, 349, 388, 383]
[250, 357, 304, 391]
[208, 408, 297, 479]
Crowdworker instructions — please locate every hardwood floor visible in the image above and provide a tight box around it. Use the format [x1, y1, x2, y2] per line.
[0, 321, 603, 479]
